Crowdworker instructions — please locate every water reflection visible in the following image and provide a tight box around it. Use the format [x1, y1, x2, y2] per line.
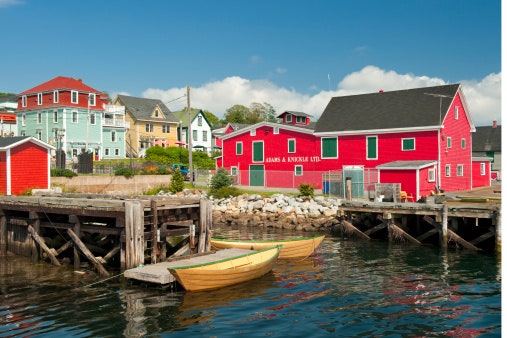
[0, 228, 501, 337]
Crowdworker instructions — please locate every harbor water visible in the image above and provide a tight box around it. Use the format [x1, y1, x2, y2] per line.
[0, 225, 501, 337]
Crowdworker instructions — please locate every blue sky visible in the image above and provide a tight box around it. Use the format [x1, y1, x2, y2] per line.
[0, 0, 501, 125]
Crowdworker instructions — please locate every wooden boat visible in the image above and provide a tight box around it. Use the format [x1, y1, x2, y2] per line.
[210, 235, 325, 259]
[168, 245, 281, 291]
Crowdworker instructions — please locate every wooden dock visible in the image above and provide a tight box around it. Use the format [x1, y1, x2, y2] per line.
[0, 193, 213, 277]
[336, 198, 501, 253]
[124, 248, 253, 284]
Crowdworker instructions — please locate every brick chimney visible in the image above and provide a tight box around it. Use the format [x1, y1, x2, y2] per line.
[493, 120, 497, 128]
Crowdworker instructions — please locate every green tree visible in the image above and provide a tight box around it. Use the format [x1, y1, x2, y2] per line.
[224, 104, 249, 123]
[203, 110, 220, 128]
[209, 168, 233, 190]
[169, 168, 185, 193]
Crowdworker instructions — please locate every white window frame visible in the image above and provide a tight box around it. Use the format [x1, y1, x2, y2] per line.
[454, 106, 459, 120]
[447, 137, 452, 148]
[480, 163, 486, 176]
[274, 127, 279, 134]
[71, 90, 78, 104]
[457, 164, 464, 177]
[203, 130, 208, 142]
[115, 148, 120, 156]
[37, 112, 42, 124]
[104, 148, 110, 156]
[37, 130, 42, 140]
[250, 129, 256, 136]
[90, 112, 96, 125]
[366, 135, 378, 160]
[53, 111, 58, 123]
[192, 130, 198, 141]
[236, 141, 243, 155]
[286, 114, 292, 122]
[37, 93, 42, 105]
[445, 164, 451, 177]
[88, 93, 96, 106]
[428, 168, 436, 182]
[22, 95, 27, 107]
[21, 114, 26, 126]
[461, 138, 466, 149]
[72, 111, 78, 123]
[401, 137, 415, 151]
[53, 90, 59, 103]
[111, 130, 116, 142]
[295, 165, 303, 176]
[231, 166, 238, 176]
[288, 138, 296, 153]
[198, 115, 203, 126]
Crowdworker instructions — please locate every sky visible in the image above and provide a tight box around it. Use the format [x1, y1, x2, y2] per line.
[0, 0, 501, 126]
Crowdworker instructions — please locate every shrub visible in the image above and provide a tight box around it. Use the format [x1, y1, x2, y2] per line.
[51, 168, 77, 178]
[210, 186, 241, 199]
[298, 183, 315, 197]
[209, 168, 233, 190]
[114, 167, 135, 178]
[169, 168, 185, 193]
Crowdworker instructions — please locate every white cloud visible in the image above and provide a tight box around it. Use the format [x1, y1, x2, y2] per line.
[0, 0, 23, 8]
[142, 66, 501, 126]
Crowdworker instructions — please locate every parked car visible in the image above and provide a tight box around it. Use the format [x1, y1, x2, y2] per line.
[171, 164, 189, 180]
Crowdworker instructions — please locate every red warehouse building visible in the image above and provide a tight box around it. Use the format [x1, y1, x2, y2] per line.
[0, 136, 54, 195]
[219, 84, 485, 200]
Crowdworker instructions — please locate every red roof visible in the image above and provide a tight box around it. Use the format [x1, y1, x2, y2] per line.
[19, 76, 101, 95]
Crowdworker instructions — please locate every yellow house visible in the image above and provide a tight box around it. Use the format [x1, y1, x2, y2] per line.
[113, 95, 180, 157]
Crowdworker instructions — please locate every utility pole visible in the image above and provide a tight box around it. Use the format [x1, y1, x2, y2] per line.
[187, 85, 193, 185]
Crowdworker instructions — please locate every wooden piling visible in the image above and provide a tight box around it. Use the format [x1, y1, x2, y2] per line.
[0, 210, 6, 256]
[441, 205, 448, 249]
[496, 207, 501, 254]
[125, 200, 144, 270]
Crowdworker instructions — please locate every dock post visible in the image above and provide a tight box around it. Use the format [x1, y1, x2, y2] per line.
[69, 215, 81, 270]
[125, 200, 144, 270]
[0, 210, 6, 256]
[441, 205, 448, 249]
[29, 211, 40, 262]
[346, 177, 352, 200]
[496, 207, 501, 255]
[150, 199, 159, 263]
[199, 199, 212, 253]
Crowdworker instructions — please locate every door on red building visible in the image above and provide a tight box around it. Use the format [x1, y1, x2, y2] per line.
[249, 165, 264, 186]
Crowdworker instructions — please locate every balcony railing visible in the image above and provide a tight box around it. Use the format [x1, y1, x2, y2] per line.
[103, 118, 130, 128]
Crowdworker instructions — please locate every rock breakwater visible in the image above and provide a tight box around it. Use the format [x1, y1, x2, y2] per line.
[162, 189, 342, 232]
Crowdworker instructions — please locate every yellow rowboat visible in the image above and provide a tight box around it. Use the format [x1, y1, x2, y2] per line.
[210, 235, 325, 259]
[168, 245, 281, 292]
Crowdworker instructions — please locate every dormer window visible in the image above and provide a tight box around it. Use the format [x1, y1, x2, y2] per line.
[296, 116, 305, 124]
[37, 93, 42, 105]
[53, 90, 59, 103]
[21, 95, 27, 107]
[71, 91, 78, 104]
[88, 93, 96, 106]
[286, 114, 292, 123]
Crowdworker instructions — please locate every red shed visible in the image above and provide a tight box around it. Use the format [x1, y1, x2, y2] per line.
[0, 137, 54, 195]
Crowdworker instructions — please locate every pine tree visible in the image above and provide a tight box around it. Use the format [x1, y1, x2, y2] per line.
[169, 168, 185, 193]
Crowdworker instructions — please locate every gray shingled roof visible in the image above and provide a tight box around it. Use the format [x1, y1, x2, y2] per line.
[0, 136, 30, 148]
[116, 95, 179, 123]
[277, 111, 312, 118]
[315, 84, 461, 133]
[472, 125, 501, 152]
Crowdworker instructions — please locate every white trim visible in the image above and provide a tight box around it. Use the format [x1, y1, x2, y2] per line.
[366, 135, 378, 160]
[6, 148, 11, 195]
[314, 125, 441, 137]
